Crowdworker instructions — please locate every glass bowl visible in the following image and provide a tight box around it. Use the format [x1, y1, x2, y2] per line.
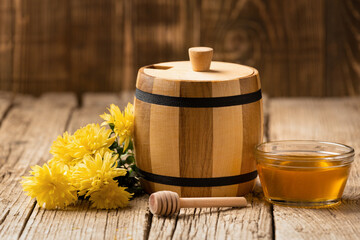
[255, 140, 354, 208]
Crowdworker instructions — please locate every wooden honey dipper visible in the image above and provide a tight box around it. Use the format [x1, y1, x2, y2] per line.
[149, 191, 247, 216]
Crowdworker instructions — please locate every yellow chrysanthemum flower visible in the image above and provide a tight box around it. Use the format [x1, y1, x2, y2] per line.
[94, 147, 114, 158]
[71, 151, 127, 196]
[100, 103, 134, 151]
[70, 123, 116, 160]
[48, 157, 70, 172]
[89, 180, 132, 209]
[21, 163, 77, 209]
[48, 149, 114, 173]
[50, 132, 74, 165]
[100, 104, 119, 125]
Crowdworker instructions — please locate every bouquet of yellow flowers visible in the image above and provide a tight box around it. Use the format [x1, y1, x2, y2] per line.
[21, 103, 142, 209]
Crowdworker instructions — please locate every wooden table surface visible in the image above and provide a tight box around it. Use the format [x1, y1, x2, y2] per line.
[0, 91, 359, 240]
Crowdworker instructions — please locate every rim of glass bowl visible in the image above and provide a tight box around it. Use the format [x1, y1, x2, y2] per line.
[255, 140, 355, 165]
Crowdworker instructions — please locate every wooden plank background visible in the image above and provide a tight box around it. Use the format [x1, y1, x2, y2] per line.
[0, 0, 359, 97]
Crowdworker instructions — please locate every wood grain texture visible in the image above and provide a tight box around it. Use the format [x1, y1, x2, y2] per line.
[200, 0, 325, 97]
[134, 72, 154, 193]
[0, 93, 76, 239]
[2, 0, 359, 97]
[148, 179, 272, 239]
[142, 61, 255, 83]
[69, 0, 114, 93]
[269, 97, 360, 239]
[3, 0, 128, 95]
[133, 0, 200, 72]
[150, 79, 181, 194]
[326, 0, 360, 96]
[211, 80, 242, 197]
[0, 1, 13, 92]
[12, 0, 70, 94]
[21, 194, 150, 240]
[238, 75, 262, 196]
[0, 92, 12, 124]
[179, 82, 213, 197]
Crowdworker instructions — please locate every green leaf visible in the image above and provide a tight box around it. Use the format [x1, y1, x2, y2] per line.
[116, 146, 124, 154]
[125, 156, 135, 164]
[128, 169, 137, 178]
[127, 140, 134, 150]
[109, 141, 118, 150]
[130, 164, 138, 172]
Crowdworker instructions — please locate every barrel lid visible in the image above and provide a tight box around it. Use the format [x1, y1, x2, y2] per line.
[142, 47, 256, 82]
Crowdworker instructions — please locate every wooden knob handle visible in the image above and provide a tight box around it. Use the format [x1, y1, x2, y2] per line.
[149, 191, 247, 216]
[188, 47, 213, 72]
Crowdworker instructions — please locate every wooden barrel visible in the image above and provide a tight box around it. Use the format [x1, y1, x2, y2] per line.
[134, 47, 263, 197]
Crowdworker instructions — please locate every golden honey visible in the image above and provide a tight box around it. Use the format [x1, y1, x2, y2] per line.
[255, 141, 354, 208]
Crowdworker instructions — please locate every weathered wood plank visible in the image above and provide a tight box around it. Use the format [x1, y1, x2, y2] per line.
[21, 196, 150, 240]
[12, 0, 70, 94]
[20, 92, 152, 240]
[326, 0, 360, 96]
[0, 94, 35, 170]
[133, 0, 200, 72]
[0, 1, 13, 92]
[0, 92, 13, 123]
[201, 0, 325, 97]
[3, 0, 360, 97]
[81, 91, 134, 108]
[9, 0, 128, 94]
[0, 93, 76, 239]
[69, 0, 116, 93]
[269, 97, 360, 239]
[148, 182, 272, 240]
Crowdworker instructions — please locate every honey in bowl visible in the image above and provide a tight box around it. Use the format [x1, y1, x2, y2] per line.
[255, 141, 354, 208]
